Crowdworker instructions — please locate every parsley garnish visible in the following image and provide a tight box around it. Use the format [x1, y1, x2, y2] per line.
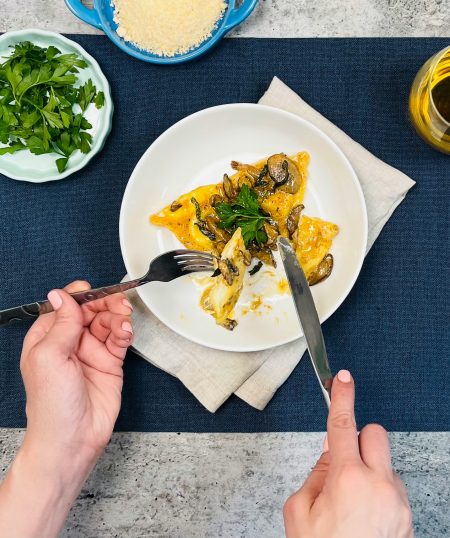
[215, 184, 268, 246]
[0, 41, 105, 172]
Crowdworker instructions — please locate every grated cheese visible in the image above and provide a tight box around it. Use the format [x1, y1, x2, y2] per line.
[113, 0, 228, 58]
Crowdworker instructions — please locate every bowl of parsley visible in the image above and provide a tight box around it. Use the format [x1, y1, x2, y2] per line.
[0, 29, 113, 182]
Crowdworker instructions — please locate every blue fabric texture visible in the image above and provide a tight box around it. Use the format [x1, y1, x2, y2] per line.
[0, 37, 448, 432]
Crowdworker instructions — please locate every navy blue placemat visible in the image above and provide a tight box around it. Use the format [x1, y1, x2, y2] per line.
[0, 37, 449, 432]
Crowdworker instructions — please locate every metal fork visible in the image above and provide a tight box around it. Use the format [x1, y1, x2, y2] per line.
[0, 250, 215, 325]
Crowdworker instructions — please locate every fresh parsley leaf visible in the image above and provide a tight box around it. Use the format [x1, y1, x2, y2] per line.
[26, 135, 48, 155]
[95, 91, 105, 109]
[215, 202, 236, 229]
[78, 79, 96, 112]
[79, 131, 92, 154]
[0, 141, 25, 155]
[215, 184, 269, 246]
[235, 183, 260, 213]
[46, 46, 61, 61]
[42, 109, 64, 130]
[56, 157, 69, 173]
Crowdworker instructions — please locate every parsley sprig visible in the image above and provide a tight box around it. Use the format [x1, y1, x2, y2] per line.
[215, 184, 268, 246]
[0, 41, 105, 172]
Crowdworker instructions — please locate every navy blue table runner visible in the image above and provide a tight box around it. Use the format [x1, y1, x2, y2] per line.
[0, 37, 448, 432]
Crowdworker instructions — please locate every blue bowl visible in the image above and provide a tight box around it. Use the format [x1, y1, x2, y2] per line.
[65, 0, 258, 64]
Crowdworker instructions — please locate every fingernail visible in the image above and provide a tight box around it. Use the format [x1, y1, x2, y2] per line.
[323, 434, 329, 452]
[122, 299, 134, 311]
[48, 290, 63, 311]
[122, 321, 133, 334]
[337, 369, 352, 383]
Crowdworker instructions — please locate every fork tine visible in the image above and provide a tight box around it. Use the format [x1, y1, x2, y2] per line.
[181, 264, 215, 273]
[147, 249, 216, 282]
[174, 253, 214, 261]
[177, 258, 214, 266]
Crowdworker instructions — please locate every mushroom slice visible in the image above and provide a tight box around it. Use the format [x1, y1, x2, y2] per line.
[250, 246, 276, 267]
[209, 194, 223, 207]
[222, 319, 238, 331]
[287, 204, 304, 238]
[213, 241, 227, 256]
[264, 221, 279, 249]
[230, 161, 260, 181]
[240, 249, 252, 266]
[223, 173, 236, 200]
[267, 153, 302, 194]
[249, 261, 263, 276]
[205, 214, 231, 243]
[217, 258, 239, 286]
[308, 254, 334, 286]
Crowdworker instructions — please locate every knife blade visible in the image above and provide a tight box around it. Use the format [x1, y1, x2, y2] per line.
[277, 236, 333, 408]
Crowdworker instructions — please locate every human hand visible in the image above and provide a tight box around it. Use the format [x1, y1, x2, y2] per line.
[20, 280, 133, 464]
[283, 370, 413, 538]
[0, 281, 134, 538]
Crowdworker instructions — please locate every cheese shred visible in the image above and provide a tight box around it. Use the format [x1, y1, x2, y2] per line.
[113, 0, 228, 57]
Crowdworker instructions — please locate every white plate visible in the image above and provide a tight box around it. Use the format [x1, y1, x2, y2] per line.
[120, 104, 368, 352]
[0, 29, 113, 182]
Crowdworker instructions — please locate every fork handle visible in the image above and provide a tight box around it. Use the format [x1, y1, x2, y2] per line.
[0, 278, 148, 325]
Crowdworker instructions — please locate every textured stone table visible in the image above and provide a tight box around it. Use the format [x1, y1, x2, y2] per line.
[1, 431, 449, 537]
[2, 0, 450, 36]
[1, 2, 450, 537]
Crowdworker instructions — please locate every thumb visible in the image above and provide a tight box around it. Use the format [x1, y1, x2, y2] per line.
[327, 369, 360, 465]
[42, 289, 84, 357]
[296, 450, 330, 507]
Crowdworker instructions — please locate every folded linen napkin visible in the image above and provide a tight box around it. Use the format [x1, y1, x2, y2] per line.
[126, 77, 415, 412]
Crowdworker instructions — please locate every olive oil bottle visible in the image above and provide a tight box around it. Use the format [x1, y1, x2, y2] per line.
[409, 46, 450, 154]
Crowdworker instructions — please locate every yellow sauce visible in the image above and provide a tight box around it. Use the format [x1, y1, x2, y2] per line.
[277, 278, 290, 295]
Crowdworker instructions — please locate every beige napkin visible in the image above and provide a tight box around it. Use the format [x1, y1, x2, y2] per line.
[126, 77, 415, 412]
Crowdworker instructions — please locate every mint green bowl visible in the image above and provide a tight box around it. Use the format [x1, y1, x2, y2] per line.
[0, 29, 114, 183]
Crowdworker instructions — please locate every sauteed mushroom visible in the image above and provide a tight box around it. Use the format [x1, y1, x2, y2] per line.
[264, 221, 279, 249]
[213, 241, 227, 256]
[237, 174, 253, 190]
[191, 197, 216, 241]
[308, 254, 333, 285]
[222, 319, 238, 331]
[231, 160, 260, 181]
[205, 214, 231, 243]
[286, 204, 304, 238]
[249, 246, 276, 267]
[267, 153, 301, 194]
[249, 261, 263, 276]
[218, 257, 240, 286]
[240, 249, 252, 266]
[223, 173, 236, 200]
[209, 194, 223, 207]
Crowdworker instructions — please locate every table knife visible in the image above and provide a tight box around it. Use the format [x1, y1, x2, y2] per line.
[277, 237, 333, 408]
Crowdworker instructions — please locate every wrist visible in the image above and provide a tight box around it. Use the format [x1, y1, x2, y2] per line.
[0, 441, 97, 538]
[20, 434, 100, 500]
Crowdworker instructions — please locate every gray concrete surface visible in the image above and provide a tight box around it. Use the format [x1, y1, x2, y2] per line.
[1, 431, 449, 538]
[1, 0, 450, 37]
